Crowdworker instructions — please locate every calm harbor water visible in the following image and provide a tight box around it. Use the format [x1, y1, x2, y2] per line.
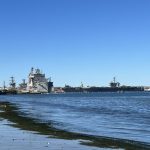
[0, 92, 150, 144]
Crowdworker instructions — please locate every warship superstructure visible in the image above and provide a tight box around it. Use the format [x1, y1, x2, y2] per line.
[0, 77, 17, 95]
[0, 68, 53, 95]
[0, 70, 145, 95]
[26, 67, 53, 93]
[18, 79, 28, 93]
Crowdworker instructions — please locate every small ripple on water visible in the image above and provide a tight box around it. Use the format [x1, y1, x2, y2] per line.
[0, 93, 150, 144]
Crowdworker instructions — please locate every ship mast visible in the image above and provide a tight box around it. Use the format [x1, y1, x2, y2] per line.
[113, 77, 116, 83]
[3, 81, 6, 90]
[10, 76, 16, 89]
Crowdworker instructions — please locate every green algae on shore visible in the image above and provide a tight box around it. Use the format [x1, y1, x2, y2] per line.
[0, 101, 150, 150]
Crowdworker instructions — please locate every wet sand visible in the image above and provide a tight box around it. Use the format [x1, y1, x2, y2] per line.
[0, 119, 105, 150]
[0, 101, 149, 150]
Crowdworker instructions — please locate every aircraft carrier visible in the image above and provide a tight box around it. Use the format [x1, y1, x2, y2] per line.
[0, 72, 144, 94]
[62, 77, 144, 93]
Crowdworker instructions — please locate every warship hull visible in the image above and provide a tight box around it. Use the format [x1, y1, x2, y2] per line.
[63, 86, 144, 93]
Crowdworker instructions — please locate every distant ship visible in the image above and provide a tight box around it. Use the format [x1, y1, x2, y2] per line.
[0, 68, 54, 95]
[19, 67, 53, 93]
[0, 77, 17, 95]
[0, 71, 145, 94]
[62, 77, 144, 93]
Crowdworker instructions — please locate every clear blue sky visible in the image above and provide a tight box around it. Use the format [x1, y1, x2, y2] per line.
[0, 0, 150, 87]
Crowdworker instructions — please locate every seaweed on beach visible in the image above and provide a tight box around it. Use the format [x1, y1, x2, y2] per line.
[0, 101, 149, 150]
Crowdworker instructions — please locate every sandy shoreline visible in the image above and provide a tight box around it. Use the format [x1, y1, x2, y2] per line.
[0, 101, 150, 150]
[0, 119, 102, 150]
[0, 102, 109, 150]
